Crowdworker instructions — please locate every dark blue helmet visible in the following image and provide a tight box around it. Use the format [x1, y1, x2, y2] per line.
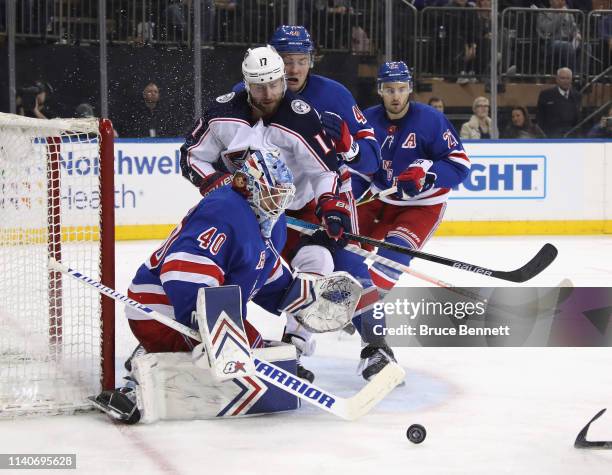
[377, 61, 412, 87]
[269, 25, 314, 54]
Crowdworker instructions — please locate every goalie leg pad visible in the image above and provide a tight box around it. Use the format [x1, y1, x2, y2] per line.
[132, 344, 299, 423]
[195, 285, 256, 381]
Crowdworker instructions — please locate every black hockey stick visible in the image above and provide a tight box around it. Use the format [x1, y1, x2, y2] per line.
[575, 409, 612, 449]
[286, 217, 558, 283]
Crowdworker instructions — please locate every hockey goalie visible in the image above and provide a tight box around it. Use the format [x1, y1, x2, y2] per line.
[91, 149, 370, 423]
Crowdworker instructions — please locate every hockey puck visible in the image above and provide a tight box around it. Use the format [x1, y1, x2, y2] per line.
[407, 424, 426, 444]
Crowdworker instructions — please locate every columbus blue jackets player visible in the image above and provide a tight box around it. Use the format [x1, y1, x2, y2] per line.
[234, 26, 381, 211]
[242, 27, 396, 382]
[127, 150, 296, 352]
[360, 62, 471, 292]
[220, 40, 393, 380]
[179, 45, 351, 287]
[267, 25, 381, 195]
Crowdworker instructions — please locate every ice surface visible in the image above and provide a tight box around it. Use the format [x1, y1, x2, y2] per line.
[1, 236, 611, 474]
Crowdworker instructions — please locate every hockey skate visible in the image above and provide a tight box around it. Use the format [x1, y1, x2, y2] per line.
[358, 342, 398, 382]
[282, 333, 315, 383]
[89, 387, 141, 425]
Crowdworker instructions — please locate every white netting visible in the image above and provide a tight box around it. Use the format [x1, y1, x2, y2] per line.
[0, 113, 106, 416]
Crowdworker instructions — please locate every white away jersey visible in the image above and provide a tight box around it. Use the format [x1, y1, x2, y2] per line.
[180, 90, 339, 210]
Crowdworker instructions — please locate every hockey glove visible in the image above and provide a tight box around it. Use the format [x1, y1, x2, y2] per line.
[321, 111, 360, 163]
[198, 171, 233, 198]
[395, 159, 437, 199]
[315, 192, 352, 246]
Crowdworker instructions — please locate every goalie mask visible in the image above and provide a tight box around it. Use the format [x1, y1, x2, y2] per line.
[233, 149, 295, 238]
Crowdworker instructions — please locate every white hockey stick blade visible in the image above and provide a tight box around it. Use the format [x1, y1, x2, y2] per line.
[356, 186, 397, 207]
[342, 363, 405, 420]
[49, 258, 403, 420]
[379, 186, 398, 198]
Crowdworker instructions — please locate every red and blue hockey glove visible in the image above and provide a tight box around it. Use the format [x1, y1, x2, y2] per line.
[395, 159, 436, 199]
[321, 111, 360, 162]
[315, 192, 352, 245]
[198, 171, 233, 198]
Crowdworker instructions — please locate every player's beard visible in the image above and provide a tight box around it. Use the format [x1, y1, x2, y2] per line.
[251, 97, 282, 118]
[385, 96, 409, 118]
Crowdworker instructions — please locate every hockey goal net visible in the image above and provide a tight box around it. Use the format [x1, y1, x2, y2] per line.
[0, 112, 115, 416]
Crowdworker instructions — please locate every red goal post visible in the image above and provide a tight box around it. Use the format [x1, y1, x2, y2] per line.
[0, 113, 115, 416]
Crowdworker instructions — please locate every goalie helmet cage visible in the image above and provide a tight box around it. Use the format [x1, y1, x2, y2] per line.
[0, 113, 115, 416]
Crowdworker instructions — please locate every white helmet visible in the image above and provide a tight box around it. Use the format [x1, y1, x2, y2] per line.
[242, 45, 286, 92]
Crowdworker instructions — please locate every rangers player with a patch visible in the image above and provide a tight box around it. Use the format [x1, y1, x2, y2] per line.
[361, 62, 471, 292]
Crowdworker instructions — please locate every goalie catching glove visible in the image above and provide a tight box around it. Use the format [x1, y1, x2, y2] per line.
[279, 272, 362, 333]
[321, 111, 360, 162]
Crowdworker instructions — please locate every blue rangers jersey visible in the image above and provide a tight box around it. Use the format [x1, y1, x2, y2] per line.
[233, 75, 381, 177]
[180, 90, 338, 211]
[126, 187, 290, 334]
[363, 102, 471, 206]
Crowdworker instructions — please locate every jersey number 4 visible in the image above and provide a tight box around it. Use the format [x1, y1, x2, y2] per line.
[352, 105, 367, 125]
[198, 227, 227, 255]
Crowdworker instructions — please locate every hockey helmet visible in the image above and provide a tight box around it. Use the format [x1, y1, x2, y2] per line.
[269, 25, 314, 55]
[242, 46, 286, 92]
[377, 61, 413, 92]
[234, 149, 295, 221]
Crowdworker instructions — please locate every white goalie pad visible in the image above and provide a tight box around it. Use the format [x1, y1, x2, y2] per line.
[132, 344, 298, 423]
[280, 272, 363, 333]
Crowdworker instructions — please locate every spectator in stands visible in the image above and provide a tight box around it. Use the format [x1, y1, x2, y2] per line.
[18, 81, 52, 119]
[190, 0, 216, 42]
[410, 1, 453, 9]
[587, 104, 612, 138]
[75, 103, 95, 118]
[444, 0, 478, 84]
[501, 106, 546, 138]
[536, 67, 581, 137]
[321, 0, 355, 50]
[469, 0, 493, 81]
[566, 0, 592, 11]
[165, 0, 187, 43]
[428, 97, 446, 113]
[121, 82, 176, 137]
[501, 0, 543, 8]
[460, 96, 492, 138]
[212, 0, 238, 43]
[536, 0, 584, 72]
